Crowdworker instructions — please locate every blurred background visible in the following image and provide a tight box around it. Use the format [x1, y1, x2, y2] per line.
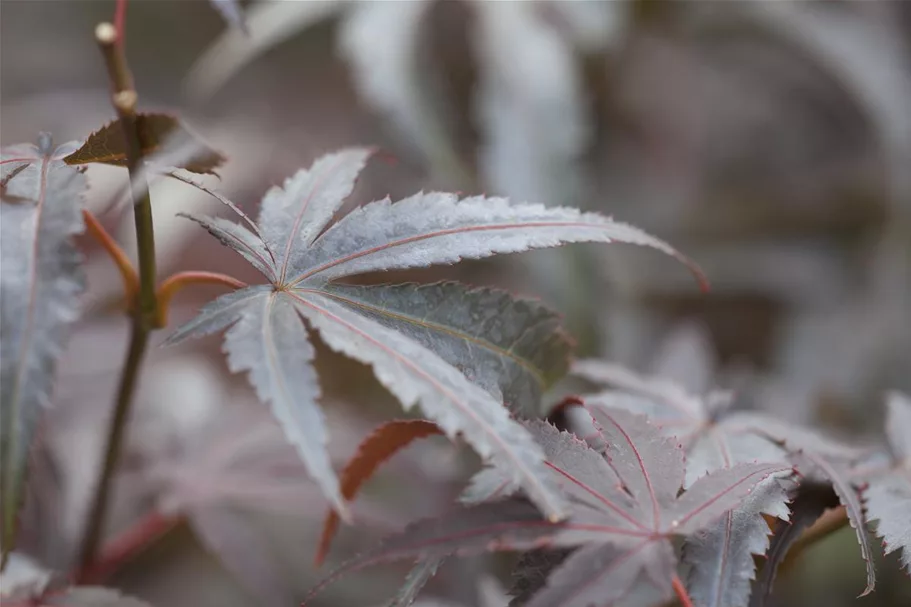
[2, 1, 910, 605]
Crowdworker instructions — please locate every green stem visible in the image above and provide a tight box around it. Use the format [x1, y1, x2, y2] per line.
[76, 21, 159, 574]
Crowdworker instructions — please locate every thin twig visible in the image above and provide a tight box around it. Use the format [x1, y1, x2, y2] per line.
[155, 271, 246, 327]
[77, 21, 159, 574]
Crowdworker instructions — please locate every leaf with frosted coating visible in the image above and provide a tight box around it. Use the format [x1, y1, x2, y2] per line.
[288, 192, 707, 287]
[320, 282, 572, 416]
[1, 136, 86, 563]
[172, 149, 704, 522]
[291, 291, 567, 519]
[684, 475, 790, 607]
[750, 483, 839, 607]
[791, 451, 875, 595]
[306, 411, 791, 606]
[63, 113, 225, 175]
[524, 541, 674, 607]
[222, 292, 344, 515]
[386, 557, 443, 607]
[858, 391, 911, 574]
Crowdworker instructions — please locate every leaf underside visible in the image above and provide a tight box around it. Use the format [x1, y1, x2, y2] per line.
[1, 138, 86, 563]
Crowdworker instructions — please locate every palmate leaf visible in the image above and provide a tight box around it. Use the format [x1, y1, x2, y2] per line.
[572, 332, 860, 607]
[306, 413, 791, 607]
[0, 135, 86, 564]
[860, 392, 911, 574]
[169, 148, 705, 521]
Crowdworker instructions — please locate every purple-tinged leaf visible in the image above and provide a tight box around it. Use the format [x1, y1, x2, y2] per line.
[289, 192, 707, 288]
[524, 541, 674, 607]
[1, 136, 86, 563]
[290, 290, 568, 520]
[573, 360, 704, 423]
[750, 484, 839, 607]
[63, 113, 225, 175]
[320, 282, 572, 416]
[792, 451, 875, 596]
[179, 214, 277, 282]
[683, 474, 791, 607]
[671, 464, 791, 536]
[386, 558, 443, 607]
[258, 148, 373, 283]
[587, 408, 685, 526]
[858, 391, 911, 574]
[725, 412, 866, 462]
[304, 500, 560, 603]
[174, 150, 704, 529]
[221, 292, 344, 515]
[862, 471, 911, 574]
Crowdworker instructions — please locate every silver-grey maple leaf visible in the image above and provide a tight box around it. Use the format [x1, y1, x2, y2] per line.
[319, 282, 571, 417]
[1, 135, 86, 564]
[573, 333, 855, 607]
[171, 148, 705, 521]
[307, 412, 791, 607]
[861, 391, 911, 574]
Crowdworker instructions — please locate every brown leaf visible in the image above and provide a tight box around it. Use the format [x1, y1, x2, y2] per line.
[315, 419, 442, 566]
[63, 113, 225, 175]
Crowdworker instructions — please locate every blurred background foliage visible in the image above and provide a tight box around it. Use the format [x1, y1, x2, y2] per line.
[1, 1, 909, 605]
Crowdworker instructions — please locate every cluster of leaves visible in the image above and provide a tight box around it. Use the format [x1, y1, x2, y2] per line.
[308, 329, 910, 606]
[1, 112, 702, 600]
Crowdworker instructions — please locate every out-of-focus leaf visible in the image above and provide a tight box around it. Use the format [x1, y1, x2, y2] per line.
[387, 557, 443, 607]
[859, 391, 911, 574]
[749, 484, 839, 607]
[210, 0, 248, 34]
[171, 148, 704, 522]
[63, 114, 225, 175]
[1, 135, 86, 564]
[791, 451, 875, 595]
[189, 505, 293, 607]
[0, 553, 151, 606]
[308, 411, 790, 605]
[316, 419, 443, 566]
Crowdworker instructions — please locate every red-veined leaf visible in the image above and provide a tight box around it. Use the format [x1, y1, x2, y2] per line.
[315, 419, 442, 566]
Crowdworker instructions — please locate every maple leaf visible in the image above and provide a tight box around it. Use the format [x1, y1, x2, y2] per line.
[859, 391, 911, 574]
[571, 326, 861, 607]
[1, 134, 86, 564]
[168, 148, 705, 521]
[305, 411, 791, 607]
